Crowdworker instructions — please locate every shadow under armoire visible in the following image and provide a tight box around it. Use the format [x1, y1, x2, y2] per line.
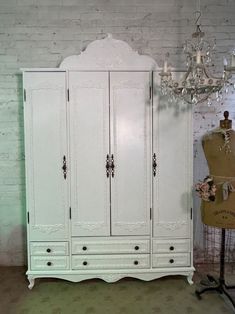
[22, 35, 194, 289]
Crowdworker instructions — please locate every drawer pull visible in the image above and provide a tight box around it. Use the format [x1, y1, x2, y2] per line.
[82, 246, 87, 251]
[83, 261, 88, 266]
[134, 246, 139, 251]
[46, 248, 51, 253]
[169, 246, 174, 251]
[47, 261, 52, 266]
[169, 259, 174, 264]
[134, 260, 139, 265]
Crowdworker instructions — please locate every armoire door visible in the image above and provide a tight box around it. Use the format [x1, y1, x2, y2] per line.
[24, 71, 69, 240]
[69, 72, 110, 236]
[110, 72, 151, 236]
[152, 72, 192, 238]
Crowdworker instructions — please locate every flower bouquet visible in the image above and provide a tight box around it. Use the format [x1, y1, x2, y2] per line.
[195, 176, 217, 202]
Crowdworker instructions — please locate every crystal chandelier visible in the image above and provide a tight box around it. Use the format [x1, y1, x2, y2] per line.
[160, 3, 235, 105]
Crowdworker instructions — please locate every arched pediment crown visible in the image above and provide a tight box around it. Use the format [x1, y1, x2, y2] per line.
[60, 34, 158, 71]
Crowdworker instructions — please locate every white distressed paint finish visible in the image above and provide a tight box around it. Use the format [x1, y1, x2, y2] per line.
[60, 34, 157, 71]
[72, 237, 150, 254]
[152, 239, 190, 253]
[24, 72, 69, 241]
[71, 254, 150, 270]
[69, 71, 110, 237]
[26, 269, 195, 290]
[31, 256, 70, 271]
[110, 71, 151, 236]
[23, 36, 194, 287]
[30, 242, 69, 256]
[152, 253, 190, 268]
[153, 72, 192, 238]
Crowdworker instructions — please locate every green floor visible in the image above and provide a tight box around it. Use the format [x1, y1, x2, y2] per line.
[1, 267, 234, 314]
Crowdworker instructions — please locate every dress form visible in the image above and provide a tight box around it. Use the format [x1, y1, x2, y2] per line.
[196, 113, 235, 306]
[201, 111, 235, 229]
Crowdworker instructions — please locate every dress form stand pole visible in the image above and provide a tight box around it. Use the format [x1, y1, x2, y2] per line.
[195, 228, 235, 308]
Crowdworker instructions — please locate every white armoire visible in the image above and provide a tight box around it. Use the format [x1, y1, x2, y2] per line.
[22, 35, 194, 289]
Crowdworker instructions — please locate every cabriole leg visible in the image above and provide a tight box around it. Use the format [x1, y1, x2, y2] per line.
[187, 272, 194, 285]
[28, 276, 35, 290]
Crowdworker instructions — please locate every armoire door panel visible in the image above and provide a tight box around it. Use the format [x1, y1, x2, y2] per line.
[24, 72, 69, 240]
[69, 72, 110, 236]
[110, 72, 151, 236]
[153, 72, 192, 238]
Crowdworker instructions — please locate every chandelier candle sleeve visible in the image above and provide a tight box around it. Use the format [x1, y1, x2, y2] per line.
[196, 50, 201, 64]
[232, 54, 235, 67]
[163, 60, 168, 73]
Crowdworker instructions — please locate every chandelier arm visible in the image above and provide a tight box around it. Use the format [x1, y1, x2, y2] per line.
[225, 73, 232, 80]
[203, 66, 226, 80]
[178, 89, 214, 105]
[202, 66, 211, 79]
[181, 66, 192, 81]
[179, 97, 193, 105]
[196, 91, 214, 104]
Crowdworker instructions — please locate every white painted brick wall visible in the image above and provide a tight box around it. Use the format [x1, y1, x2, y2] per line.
[0, 0, 235, 265]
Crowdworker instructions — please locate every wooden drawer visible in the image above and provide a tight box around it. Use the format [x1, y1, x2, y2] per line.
[152, 253, 190, 268]
[31, 256, 69, 270]
[30, 242, 69, 256]
[72, 238, 150, 255]
[72, 254, 150, 270]
[152, 239, 190, 254]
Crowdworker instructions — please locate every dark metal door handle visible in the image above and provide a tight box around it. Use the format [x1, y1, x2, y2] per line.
[111, 154, 115, 178]
[62, 155, 67, 179]
[106, 154, 110, 178]
[153, 153, 157, 177]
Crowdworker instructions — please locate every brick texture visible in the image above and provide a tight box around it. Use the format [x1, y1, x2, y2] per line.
[0, 0, 235, 265]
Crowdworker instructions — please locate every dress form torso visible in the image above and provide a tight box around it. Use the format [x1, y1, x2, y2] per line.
[202, 130, 235, 177]
[201, 112, 235, 229]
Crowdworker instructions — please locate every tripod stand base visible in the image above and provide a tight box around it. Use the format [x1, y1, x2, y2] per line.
[195, 274, 235, 308]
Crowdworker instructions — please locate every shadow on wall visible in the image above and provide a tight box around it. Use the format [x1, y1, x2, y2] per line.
[17, 73, 27, 266]
[6, 225, 27, 266]
[0, 73, 27, 266]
